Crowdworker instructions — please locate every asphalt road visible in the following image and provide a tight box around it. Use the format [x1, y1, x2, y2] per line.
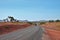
[0, 26, 44, 40]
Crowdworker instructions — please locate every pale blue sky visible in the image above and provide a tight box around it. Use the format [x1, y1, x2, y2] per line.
[0, 0, 60, 21]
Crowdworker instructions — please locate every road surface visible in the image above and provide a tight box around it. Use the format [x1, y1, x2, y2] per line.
[0, 26, 44, 40]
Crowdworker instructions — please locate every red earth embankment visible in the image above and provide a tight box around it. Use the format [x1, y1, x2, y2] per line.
[41, 22, 60, 40]
[45, 29, 60, 40]
[0, 22, 31, 35]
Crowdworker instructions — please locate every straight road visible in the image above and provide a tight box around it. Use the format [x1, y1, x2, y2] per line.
[0, 26, 44, 40]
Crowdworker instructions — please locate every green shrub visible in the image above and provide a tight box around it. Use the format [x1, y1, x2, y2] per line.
[4, 26, 10, 29]
[27, 22, 33, 25]
[49, 20, 54, 22]
[40, 22, 46, 25]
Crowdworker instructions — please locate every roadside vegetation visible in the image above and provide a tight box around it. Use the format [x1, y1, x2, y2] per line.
[0, 16, 31, 35]
[40, 22, 46, 25]
[0, 16, 60, 35]
[40, 19, 60, 30]
[48, 19, 60, 22]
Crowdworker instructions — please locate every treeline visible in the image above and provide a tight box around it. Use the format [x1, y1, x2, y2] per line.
[49, 19, 60, 22]
[0, 16, 20, 22]
[40, 19, 60, 25]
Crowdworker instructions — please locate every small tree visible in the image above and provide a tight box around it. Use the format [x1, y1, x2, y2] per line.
[8, 16, 14, 22]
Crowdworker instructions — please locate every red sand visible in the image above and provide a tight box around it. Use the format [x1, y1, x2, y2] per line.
[41, 22, 60, 40]
[45, 29, 60, 40]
